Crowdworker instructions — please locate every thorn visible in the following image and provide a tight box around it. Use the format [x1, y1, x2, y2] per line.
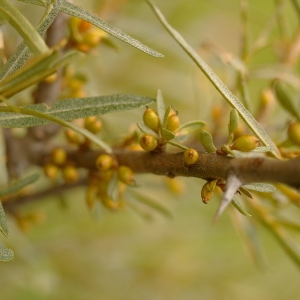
[213, 173, 242, 224]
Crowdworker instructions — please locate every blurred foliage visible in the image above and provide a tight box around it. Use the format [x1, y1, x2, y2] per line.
[1, 0, 300, 299]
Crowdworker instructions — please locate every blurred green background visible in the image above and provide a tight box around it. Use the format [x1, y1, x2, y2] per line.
[1, 0, 300, 299]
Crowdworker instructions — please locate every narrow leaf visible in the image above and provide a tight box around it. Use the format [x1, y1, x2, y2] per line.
[213, 173, 242, 222]
[239, 186, 253, 199]
[161, 128, 175, 140]
[137, 122, 159, 138]
[175, 120, 206, 135]
[0, 0, 62, 81]
[0, 94, 155, 128]
[0, 0, 48, 55]
[0, 247, 14, 261]
[0, 201, 8, 237]
[19, 0, 163, 57]
[273, 80, 300, 119]
[232, 197, 252, 217]
[242, 183, 276, 193]
[166, 140, 188, 150]
[162, 106, 172, 129]
[156, 89, 166, 126]
[147, 0, 280, 158]
[0, 173, 40, 198]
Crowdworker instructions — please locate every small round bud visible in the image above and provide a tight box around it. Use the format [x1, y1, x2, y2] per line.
[288, 121, 300, 146]
[143, 107, 160, 132]
[183, 148, 199, 165]
[101, 196, 118, 210]
[139, 134, 158, 151]
[117, 165, 135, 185]
[65, 129, 84, 144]
[84, 116, 102, 134]
[62, 165, 79, 184]
[51, 148, 67, 166]
[166, 111, 180, 132]
[231, 135, 260, 152]
[44, 163, 59, 179]
[96, 154, 114, 171]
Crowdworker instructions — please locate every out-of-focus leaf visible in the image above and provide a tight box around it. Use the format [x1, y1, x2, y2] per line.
[0, 94, 155, 128]
[161, 128, 175, 140]
[137, 122, 159, 138]
[232, 197, 252, 217]
[0, 173, 39, 198]
[146, 0, 280, 158]
[0, 0, 62, 81]
[18, 0, 163, 57]
[175, 120, 206, 135]
[0, 247, 14, 261]
[0, 201, 8, 238]
[0, 0, 48, 55]
[156, 89, 166, 126]
[242, 183, 276, 193]
[273, 80, 300, 119]
[239, 186, 253, 199]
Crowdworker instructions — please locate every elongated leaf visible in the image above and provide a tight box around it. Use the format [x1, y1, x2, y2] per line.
[147, 0, 280, 158]
[242, 183, 276, 193]
[175, 120, 206, 135]
[232, 197, 252, 217]
[19, 0, 163, 57]
[0, 94, 155, 128]
[137, 122, 159, 138]
[0, 247, 14, 261]
[161, 128, 175, 140]
[156, 89, 166, 126]
[0, 0, 48, 55]
[273, 80, 300, 119]
[162, 106, 172, 129]
[0, 201, 8, 237]
[0, 0, 62, 81]
[166, 140, 188, 150]
[0, 173, 39, 198]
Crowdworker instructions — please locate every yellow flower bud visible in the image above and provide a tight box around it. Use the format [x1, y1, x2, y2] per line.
[201, 180, 218, 204]
[231, 135, 260, 152]
[101, 196, 118, 210]
[143, 107, 160, 132]
[117, 165, 135, 185]
[65, 129, 84, 144]
[183, 148, 199, 165]
[51, 148, 67, 166]
[139, 134, 158, 151]
[44, 163, 59, 179]
[95, 154, 114, 171]
[165, 111, 180, 132]
[288, 121, 300, 146]
[62, 165, 79, 184]
[84, 116, 102, 134]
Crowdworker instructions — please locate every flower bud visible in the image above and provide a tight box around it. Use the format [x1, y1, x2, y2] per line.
[101, 196, 118, 210]
[288, 121, 300, 146]
[139, 134, 158, 151]
[183, 148, 199, 165]
[165, 111, 180, 132]
[231, 135, 260, 152]
[65, 129, 84, 144]
[201, 180, 217, 204]
[95, 154, 114, 171]
[143, 107, 160, 132]
[62, 165, 79, 184]
[51, 148, 67, 166]
[84, 116, 102, 134]
[117, 165, 135, 185]
[44, 163, 59, 179]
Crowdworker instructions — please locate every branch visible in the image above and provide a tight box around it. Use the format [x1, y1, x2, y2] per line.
[35, 149, 300, 189]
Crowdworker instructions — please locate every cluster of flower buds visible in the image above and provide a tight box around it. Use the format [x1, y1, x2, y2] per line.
[44, 147, 79, 184]
[68, 17, 108, 53]
[85, 154, 136, 211]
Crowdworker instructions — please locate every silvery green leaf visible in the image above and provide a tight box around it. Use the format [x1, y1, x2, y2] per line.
[0, 94, 155, 128]
[232, 198, 252, 217]
[162, 128, 175, 140]
[0, 247, 14, 261]
[156, 89, 166, 126]
[242, 183, 276, 193]
[137, 122, 159, 138]
[175, 120, 206, 135]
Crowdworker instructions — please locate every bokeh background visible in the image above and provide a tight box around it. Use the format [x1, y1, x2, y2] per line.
[1, 0, 300, 299]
